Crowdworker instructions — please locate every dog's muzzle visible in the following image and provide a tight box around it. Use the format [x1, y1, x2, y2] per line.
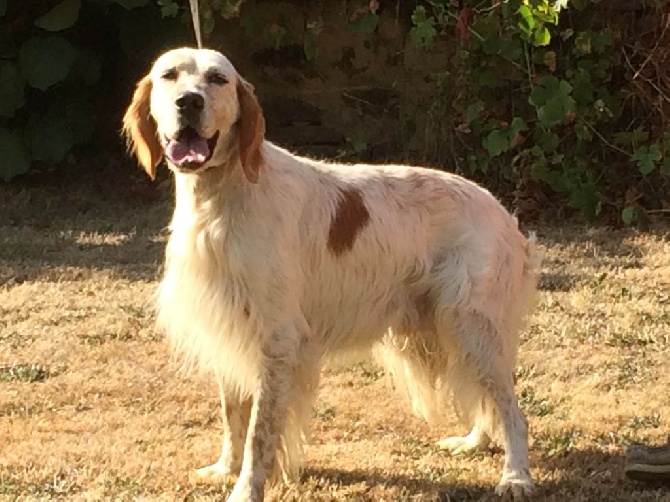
[175, 91, 204, 126]
[165, 128, 219, 169]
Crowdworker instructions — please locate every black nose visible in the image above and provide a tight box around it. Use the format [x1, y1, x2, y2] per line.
[175, 92, 204, 113]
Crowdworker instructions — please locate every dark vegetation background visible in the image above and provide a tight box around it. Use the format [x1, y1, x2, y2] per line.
[1, 0, 669, 225]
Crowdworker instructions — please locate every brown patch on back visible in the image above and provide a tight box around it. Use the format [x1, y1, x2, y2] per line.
[328, 187, 370, 255]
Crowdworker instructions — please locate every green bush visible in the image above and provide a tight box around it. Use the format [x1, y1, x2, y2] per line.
[2, 0, 668, 224]
[405, 0, 669, 223]
[0, 0, 186, 182]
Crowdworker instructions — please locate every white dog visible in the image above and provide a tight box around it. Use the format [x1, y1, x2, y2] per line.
[123, 47, 539, 501]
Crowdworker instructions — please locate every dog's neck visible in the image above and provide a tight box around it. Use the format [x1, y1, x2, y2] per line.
[169, 141, 255, 235]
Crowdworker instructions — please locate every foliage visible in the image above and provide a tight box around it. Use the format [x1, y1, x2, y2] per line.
[0, 0, 185, 182]
[2, 0, 668, 224]
[405, 0, 669, 222]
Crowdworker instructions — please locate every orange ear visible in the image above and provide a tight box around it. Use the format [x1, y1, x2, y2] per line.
[236, 78, 265, 183]
[122, 75, 162, 179]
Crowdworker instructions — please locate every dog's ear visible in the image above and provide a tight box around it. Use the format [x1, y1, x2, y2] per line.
[122, 75, 162, 180]
[236, 78, 265, 184]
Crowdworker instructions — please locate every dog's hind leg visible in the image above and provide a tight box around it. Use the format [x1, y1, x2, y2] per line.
[445, 308, 534, 498]
[196, 383, 252, 483]
[437, 419, 490, 454]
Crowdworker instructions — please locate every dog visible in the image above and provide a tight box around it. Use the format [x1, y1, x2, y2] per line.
[123, 47, 539, 501]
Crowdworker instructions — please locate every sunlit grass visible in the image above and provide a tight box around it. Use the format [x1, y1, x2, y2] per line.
[1, 179, 668, 501]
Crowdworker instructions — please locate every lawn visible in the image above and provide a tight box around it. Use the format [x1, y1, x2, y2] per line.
[1, 170, 669, 501]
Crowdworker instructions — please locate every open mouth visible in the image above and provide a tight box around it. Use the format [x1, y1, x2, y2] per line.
[164, 127, 219, 169]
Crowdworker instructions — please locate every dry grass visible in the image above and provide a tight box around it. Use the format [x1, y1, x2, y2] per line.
[1, 175, 669, 501]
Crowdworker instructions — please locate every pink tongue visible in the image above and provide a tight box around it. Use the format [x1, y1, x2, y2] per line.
[165, 136, 210, 166]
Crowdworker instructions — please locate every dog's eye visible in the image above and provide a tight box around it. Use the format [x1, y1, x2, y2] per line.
[207, 73, 228, 85]
[161, 68, 178, 81]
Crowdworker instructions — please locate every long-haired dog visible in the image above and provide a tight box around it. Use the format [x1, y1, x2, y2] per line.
[123, 48, 539, 501]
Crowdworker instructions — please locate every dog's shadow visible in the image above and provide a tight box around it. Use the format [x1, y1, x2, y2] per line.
[301, 447, 669, 501]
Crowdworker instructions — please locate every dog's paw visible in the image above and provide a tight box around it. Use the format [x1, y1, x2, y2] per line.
[495, 473, 535, 500]
[437, 434, 489, 455]
[225, 479, 262, 502]
[194, 461, 238, 484]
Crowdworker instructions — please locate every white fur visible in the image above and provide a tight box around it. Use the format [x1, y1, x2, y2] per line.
[125, 48, 540, 502]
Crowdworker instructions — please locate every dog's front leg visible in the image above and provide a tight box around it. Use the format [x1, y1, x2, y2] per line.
[226, 326, 298, 502]
[196, 382, 252, 483]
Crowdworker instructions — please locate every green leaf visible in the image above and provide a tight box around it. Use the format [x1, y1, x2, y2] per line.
[529, 75, 559, 106]
[662, 156, 670, 176]
[220, 0, 243, 19]
[537, 97, 575, 127]
[483, 129, 510, 157]
[203, 16, 215, 34]
[19, 36, 76, 91]
[613, 128, 649, 147]
[568, 181, 601, 219]
[569, 69, 595, 105]
[0, 129, 31, 182]
[35, 0, 81, 32]
[240, 15, 264, 38]
[574, 31, 592, 55]
[69, 49, 102, 86]
[0, 26, 18, 58]
[550, 153, 564, 165]
[303, 21, 322, 59]
[467, 153, 489, 174]
[117, 10, 187, 59]
[592, 30, 613, 54]
[534, 26, 551, 47]
[465, 101, 484, 123]
[482, 37, 501, 55]
[160, 0, 179, 18]
[114, 0, 149, 9]
[518, 5, 535, 36]
[0, 61, 25, 118]
[530, 145, 544, 157]
[530, 76, 576, 127]
[474, 69, 497, 88]
[621, 206, 636, 226]
[498, 39, 523, 60]
[304, 37, 317, 61]
[509, 117, 528, 136]
[558, 79, 573, 95]
[410, 22, 436, 46]
[574, 121, 593, 142]
[543, 50, 557, 70]
[535, 129, 559, 152]
[410, 6, 435, 46]
[632, 145, 662, 175]
[29, 116, 73, 164]
[348, 12, 379, 34]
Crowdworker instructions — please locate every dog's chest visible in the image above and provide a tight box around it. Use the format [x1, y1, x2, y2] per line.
[157, 219, 263, 378]
[162, 216, 251, 317]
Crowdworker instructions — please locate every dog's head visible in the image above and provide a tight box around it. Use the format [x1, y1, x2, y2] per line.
[122, 48, 265, 183]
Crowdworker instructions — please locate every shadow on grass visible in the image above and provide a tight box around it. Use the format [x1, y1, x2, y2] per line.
[301, 466, 480, 501]
[533, 224, 669, 293]
[0, 164, 171, 283]
[2, 157, 667, 287]
[303, 447, 670, 501]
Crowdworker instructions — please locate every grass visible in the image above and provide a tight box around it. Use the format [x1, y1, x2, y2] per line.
[1, 170, 669, 501]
